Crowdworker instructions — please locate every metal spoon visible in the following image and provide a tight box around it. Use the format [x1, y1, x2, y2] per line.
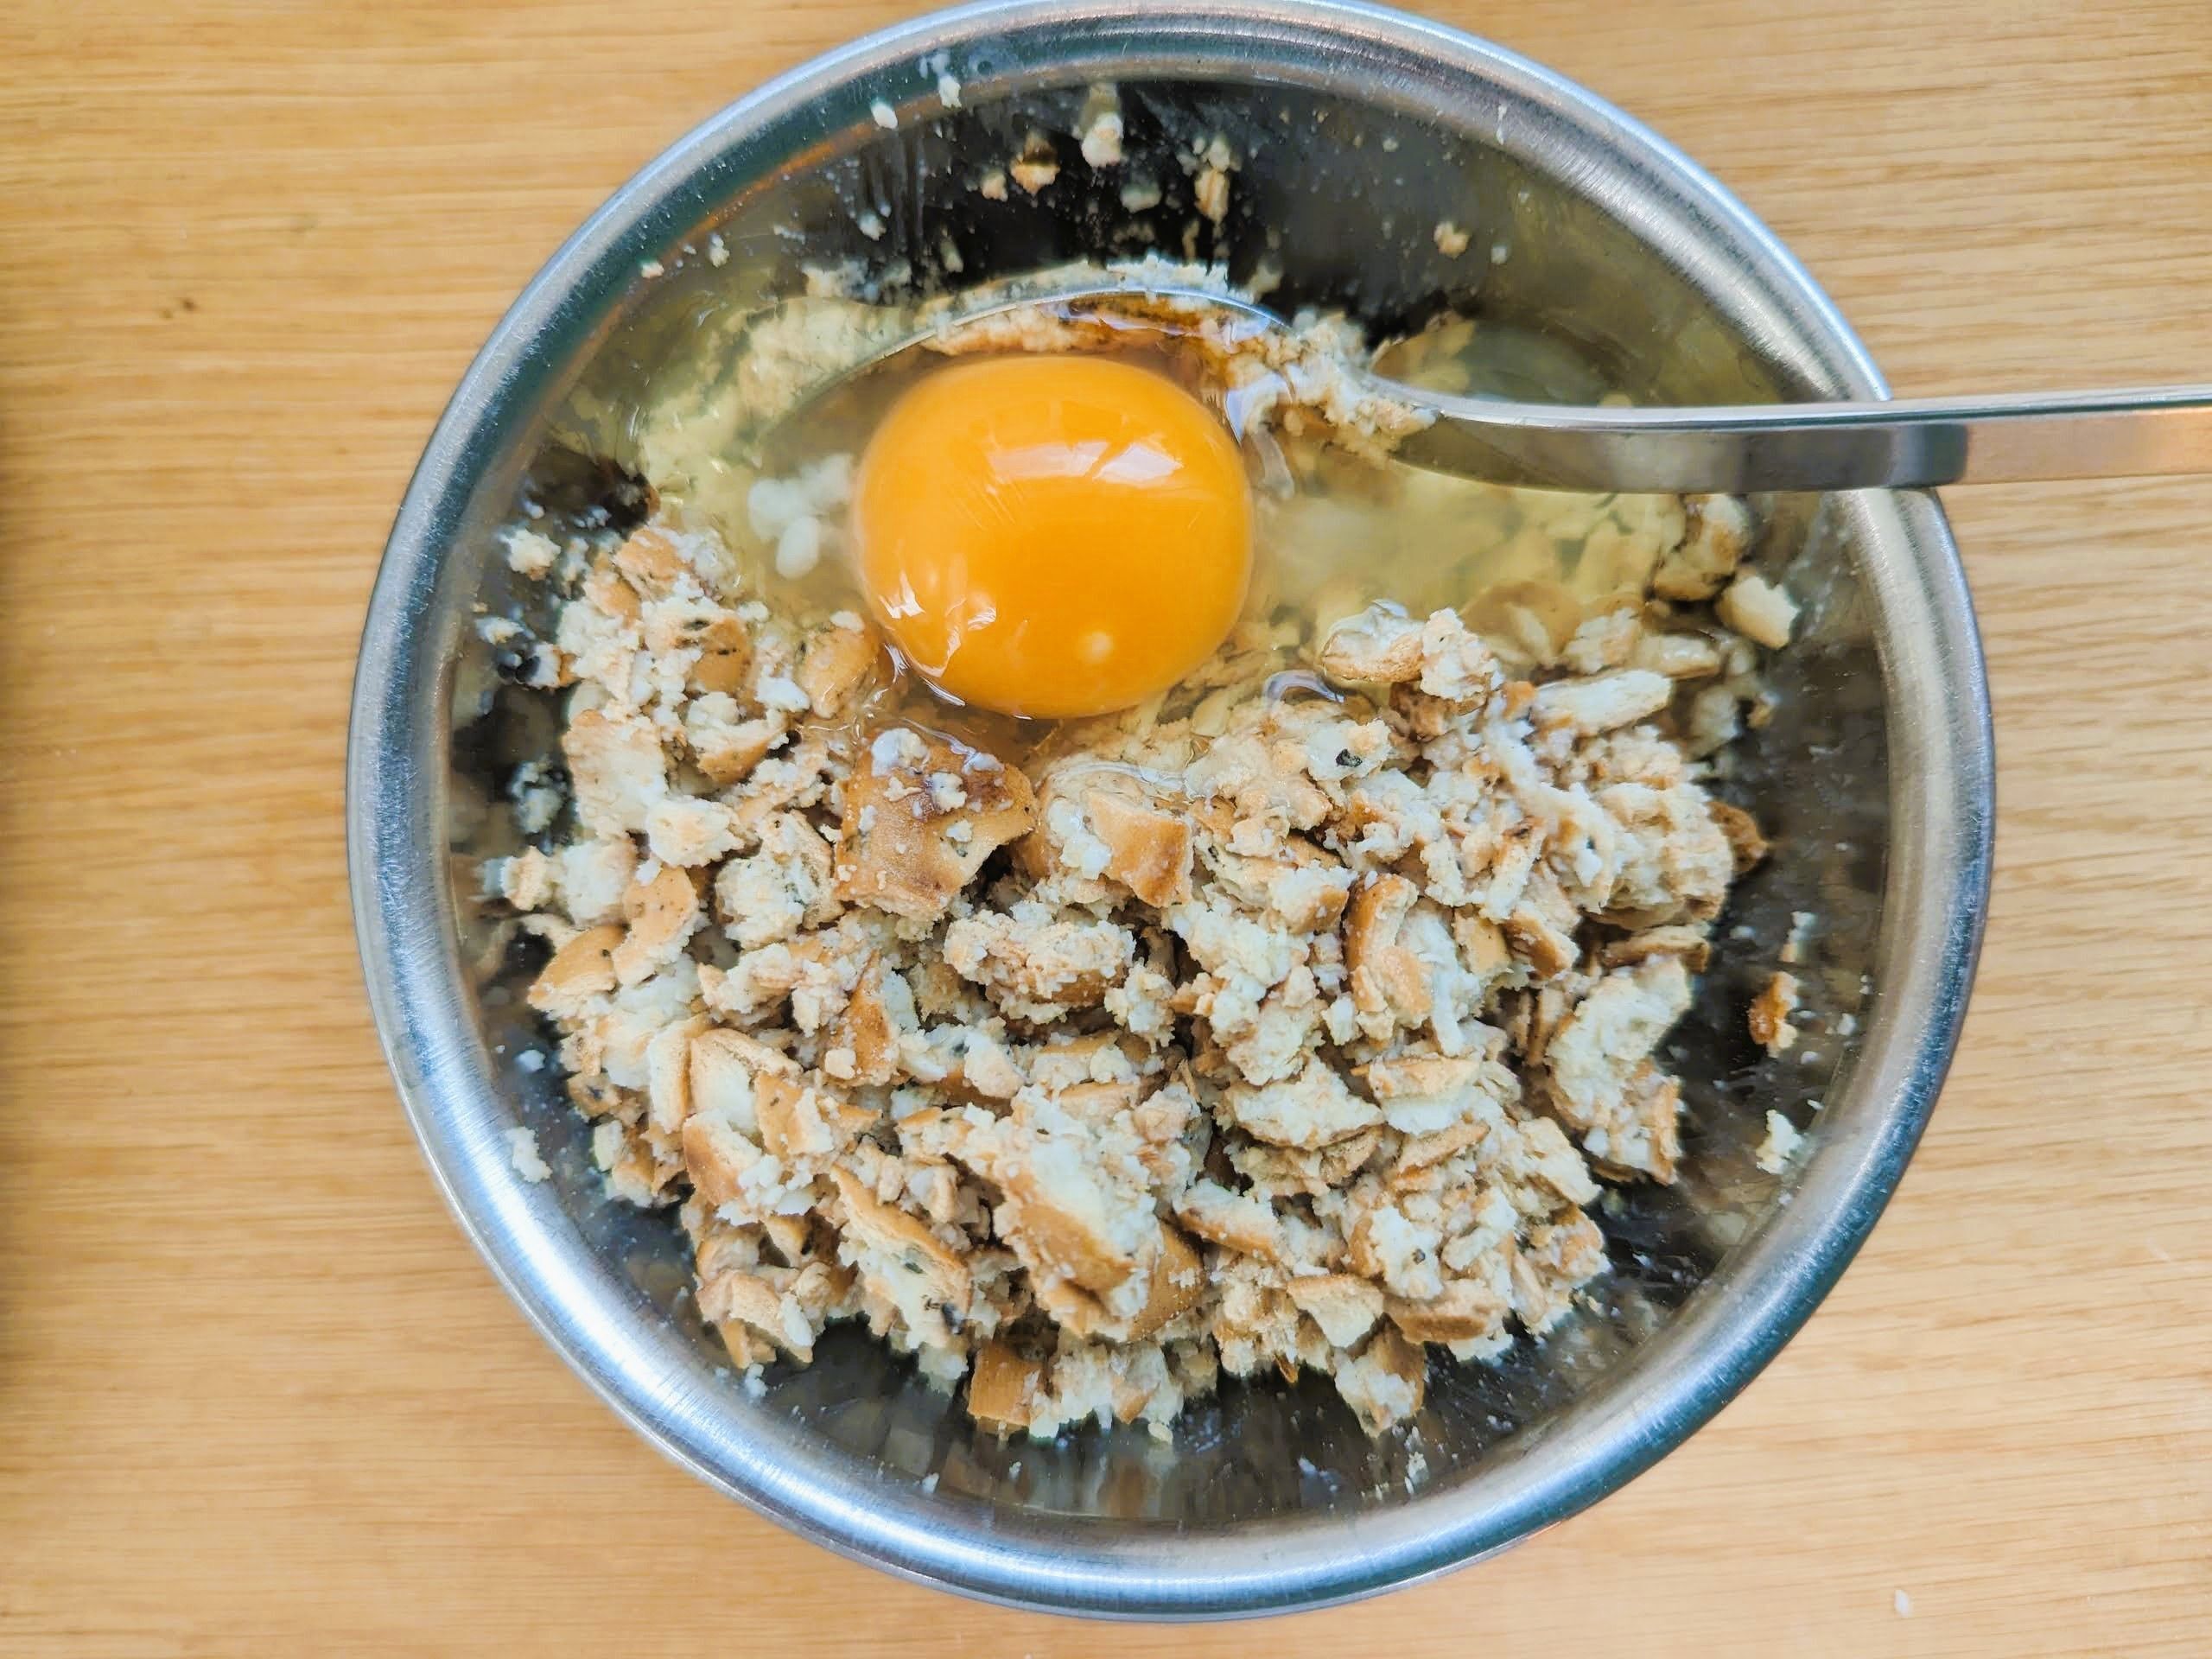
[823, 279, 2212, 494]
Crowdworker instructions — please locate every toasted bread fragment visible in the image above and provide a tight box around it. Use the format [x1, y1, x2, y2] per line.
[1749, 970, 1801, 1055]
[836, 727, 1037, 919]
[968, 1341, 1046, 1432]
[1083, 788, 1193, 906]
[529, 924, 623, 1017]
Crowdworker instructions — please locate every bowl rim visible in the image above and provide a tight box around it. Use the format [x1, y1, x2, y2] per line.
[348, 0, 1995, 1619]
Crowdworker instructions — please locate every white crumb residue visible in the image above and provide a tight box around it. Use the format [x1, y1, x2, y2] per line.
[855, 210, 886, 242]
[1083, 111, 1125, 168]
[1894, 1590, 1913, 1618]
[1191, 133, 1236, 224]
[503, 525, 559, 578]
[757, 673, 810, 712]
[1078, 85, 1124, 167]
[977, 168, 1008, 200]
[706, 232, 728, 268]
[1433, 219, 1471, 257]
[506, 1126, 551, 1184]
[937, 72, 963, 108]
[871, 99, 899, 130]
[639, 259, 665, 279]
[1119, 177, 1163, 212]
[1756, 1110, 1803, 1174]
[1490, 240, 1511, 266]
[516, 1048, 547, 1074]
[1009, 134, 1059, 194]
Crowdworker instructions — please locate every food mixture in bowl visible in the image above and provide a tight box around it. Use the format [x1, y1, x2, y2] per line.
[480, 251, 1800, 1440]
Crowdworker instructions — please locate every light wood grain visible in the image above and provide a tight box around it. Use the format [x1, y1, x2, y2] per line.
[2, 1, 2209, 1652]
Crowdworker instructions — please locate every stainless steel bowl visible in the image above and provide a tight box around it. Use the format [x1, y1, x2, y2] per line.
[349, 0, 1993, 1618]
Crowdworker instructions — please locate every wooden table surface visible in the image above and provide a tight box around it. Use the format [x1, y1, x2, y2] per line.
[4, 0, 2209, 1651]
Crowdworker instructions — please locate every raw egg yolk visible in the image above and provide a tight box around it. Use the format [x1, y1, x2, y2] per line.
[852, 355, 1252, 719]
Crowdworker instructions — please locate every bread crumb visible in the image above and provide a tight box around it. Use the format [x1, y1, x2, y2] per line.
[1749, 970, 1801, 1055]
[1009, 134, 1059, 194]
[506, 1126, 551, 1184]
[1080, 86, 1124, 167]
[1756, 1110, 1802, 1173]
[1716, 571, 1798, 649]
[1193, 143, 1233, 223]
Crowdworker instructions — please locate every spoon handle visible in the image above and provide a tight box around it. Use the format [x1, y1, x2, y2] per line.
[1394, 383, 2212, 493]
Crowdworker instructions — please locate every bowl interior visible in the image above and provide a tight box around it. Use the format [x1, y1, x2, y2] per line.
[364, 4, 1983, 1615]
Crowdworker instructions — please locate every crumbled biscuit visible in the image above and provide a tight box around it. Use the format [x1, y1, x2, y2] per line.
[529, 923, 623, 1017]
[1081, 788, 1193, 906]
[1543, 957, 1693, 1179]
[1750, 970, 1801, 1055]
[1756, 1109, 1804, 1173]
[613, 863, 701, 984]
[1385, 1277, 1510, 1344]
[1600, 924, 1713, 971]
[1286, 1274, 1385, 1346]
[1334, 1326, 1427, 1433]
[836, 726, 1038, 918]
[797, 619, 882, 718]
[1708, 798, 1770, 873]
[1530, 669, 1673, 734]
[944, 905, 1135, 1018]
[967, 1338, 1046, 1431]
[1653, 493, 1753, 601]
[1319, 604, 1427, 684]
[1224, 1058, 1382, 1149]
[563, 709, 664, 835]
[1716, 572, 1798, 650]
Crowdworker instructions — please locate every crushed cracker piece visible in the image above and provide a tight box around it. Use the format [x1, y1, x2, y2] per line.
[1750, 970, 1801, 1055]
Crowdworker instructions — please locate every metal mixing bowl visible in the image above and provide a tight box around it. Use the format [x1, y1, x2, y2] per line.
[348, 0, 1993, 1618]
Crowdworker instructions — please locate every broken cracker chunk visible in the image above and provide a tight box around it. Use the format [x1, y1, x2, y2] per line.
[1083, 788, 1193, 906]
[1125, 1225, 1206, 1340]
[1319, 603, 1427, 684]
[1285, 1273, 1385, 1347]
[1334, 1325, 1427, 1433]
[1345, 874, 1433, 1027]
[1384, 1277, 1510, 1344]
[835, 725, 1037, 919]
[612, 862, 702, 985]
[529, 923, 624, 1017]
[796, 619, 883, 718]
[1224, 1058, 1382, 1150]
[1716, 571, 1798, 650]
[1749, 969, 1801, 1055]
[967, 1339, 1046, 1432]
[563, 709, 665, 835]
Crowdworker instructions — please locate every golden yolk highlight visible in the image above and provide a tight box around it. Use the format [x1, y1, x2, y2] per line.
[852, 355, 1252, 719]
